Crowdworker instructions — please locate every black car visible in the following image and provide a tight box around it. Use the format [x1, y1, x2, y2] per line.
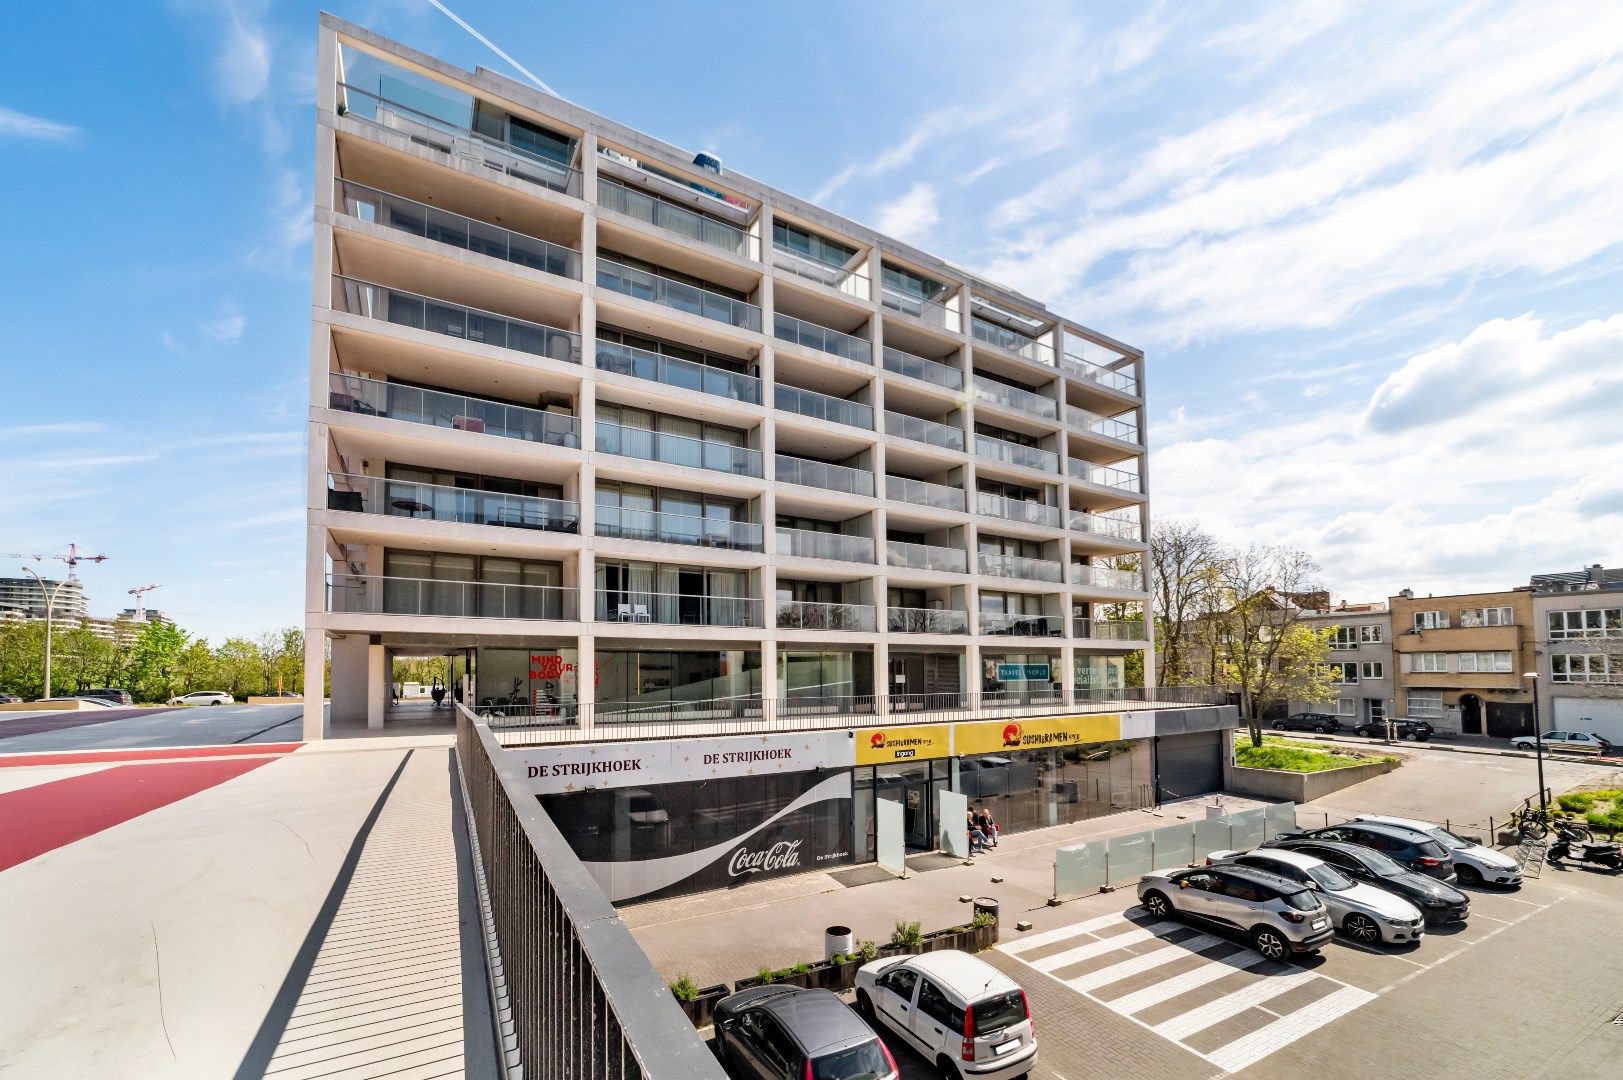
[1272, 712, 1341, 734]
[1277, 821, 1455, 880]
[715, 986, 897, 1080]
[1353, 717, 1433, 741]
[78, 688, 134, 706]
[1265, 839, 1470, 924]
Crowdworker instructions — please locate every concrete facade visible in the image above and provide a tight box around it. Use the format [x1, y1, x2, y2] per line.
[1529, 563, 1623, 743]
[1388, 587, 1537, 737]
[1288, 604, 1393, 727]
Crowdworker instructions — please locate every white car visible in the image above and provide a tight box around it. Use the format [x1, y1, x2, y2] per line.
[1353, 814, 1523, 886]
[855, 950, 1036, 1080]
[1510, 730, 1613, 755]
[1207, 847, 1425, 946]
[167, 691, 233, 706]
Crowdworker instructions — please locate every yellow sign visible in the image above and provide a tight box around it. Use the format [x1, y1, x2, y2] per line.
[856, 725, 953, 765]
[953, 714, 1122, 756]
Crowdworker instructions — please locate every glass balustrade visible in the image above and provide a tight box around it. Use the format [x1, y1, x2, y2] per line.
[595, 340, 760, 403]
[596, 420, 763, 477]
[327, 373, 581, 447]
[887, 607, 968, 634]
[1064, 404, 1139, 443]
[975, 492, 1062, 528]
[882, 346, 963, 391]
[595, 505, 762, 551]
[1062, 355, 1139, 395]
[977, 552, 1064, 583]
[971, 316, 1055, 366]
[1074, 618, 1146, 640]
[1068, 510, 1142, 541]
[596, 257, 761, 331]
[979, 612, 1064, 637]
[775, 455, 874, 496]
[1067, 459, 1141, 491]
[327, 573, 574, 620]
[774, 312, 873, 364]
[771, 245, 871, 298]
[326, 473, 579, 533]
[974, 435, 1059, 474]
[776, 600, 876, 632]
[775, 528, 876, 563]
[885, 539, 968, 573]
[880, 287, 958, 331]
[883, 475, 964, 512]
[331, 275, 582, 363]
[775, 384, 873, 429]
[1072, 564, 1144, 590]
[973, 375, 1058, 419]
[883, 410, 964, 451]
[596, 176, 758, 259]
[594, 590, 762, 627]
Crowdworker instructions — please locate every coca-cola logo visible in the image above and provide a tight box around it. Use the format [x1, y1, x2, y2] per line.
[728, 840, 803, 877]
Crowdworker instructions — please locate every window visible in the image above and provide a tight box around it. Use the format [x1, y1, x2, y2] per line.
[1329, 662, 1359, 683]
[1335, 697, 1357, 717]
[1405, 652, 1446, 673]
[1408, 691, 1443, 719]
[1459, 606, 1514, 627]
[1552, 654, 1618, 683]
[881, 968, 918, 1000]
[1457, 652, 1512, 673]
[1329, 626, 1358, 651]
[1548, 608, 1623, 639]
[1359, 624, 1384, 644]
[915, 979, 964, 1033]
[1361, 662, 1384, 679]
[1413, 610, 1449, 630]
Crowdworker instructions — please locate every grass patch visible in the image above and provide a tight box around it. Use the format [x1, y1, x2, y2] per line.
[1558, 788, 1623, 833]
[1236, 738, 1396, 773]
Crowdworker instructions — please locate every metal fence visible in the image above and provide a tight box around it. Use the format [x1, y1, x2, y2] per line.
[1054, 802, 1299, 901]
[456, 707, 725, 1079]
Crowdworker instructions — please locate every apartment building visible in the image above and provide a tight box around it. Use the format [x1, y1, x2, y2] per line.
[1531, 563, 1623, 742]
[1288, 603, 1392, 726]
[1389, 587, 1536, 737]
[0, 577, 87, 623]
[302, 17, 1233, 901]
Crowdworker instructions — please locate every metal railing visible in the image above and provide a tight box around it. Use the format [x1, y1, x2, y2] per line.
[777, 600, 877, 632]
[884, 474, 965, 512]
[454, 708, 724, 1078]
[880, 286, 959, 331]
[974, 434, 1059, 474]
[775, 383, 873, 429]
[1064, 404, 1139, 443]
[882, 346, 963, 391]
[1074, 618, 1147, 640]
[1068, 459, 1142, 491]
[971, 316, 1055, 366]
[973, 375, 1058, 420]
[887, 607, 969, 634]
[771, 245, 871, 299]
[975, 491, 1062, 528]
[980, 612, 1065, 637]
[774, 312, 873, 364]
[327, 473, 579, 533]
[596, 420, 763, 477]
[884, 410, 964, 451]
[594, 590, 762, 628]
[982, 687, 1065, 706]
[336, 83, 583, 197]
[596, 340, 760, 404]
[1073, 564, 1144, 590]
[775, 455, 874, 496]
[326, 373, 581, 447]
[978, 552, 1064, 583]
[335, 179, 582, 279]
[1062, 354, 1139, 396]
[327, 573, 574, 620]
[1069, 510, 1141, 542]
[775, 527, 876, 563]
[595, 505, 763, 551]
[885, 539, 968, 573]
[597, 176, 758, 259]
[1074, 686, 1227, 708]
[596, 257, 761, 331]
[331, 275, 582, 364]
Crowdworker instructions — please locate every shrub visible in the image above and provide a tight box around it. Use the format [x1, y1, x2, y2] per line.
[756, 966, 774, 984]
[890, 920, 923, 948]
[831, 952, 848, 966]
[1587, 807, 1623, 833]
[791, 961, 812, 975]
[670, 974, 699, 1002]
[1557, 792, 1596, 813]
[971, 909, 997, 929]
[857, 939, 878, 963]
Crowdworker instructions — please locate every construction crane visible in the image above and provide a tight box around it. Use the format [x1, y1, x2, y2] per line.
[128, 583, 161, 622]
[10, 542, 108, 581]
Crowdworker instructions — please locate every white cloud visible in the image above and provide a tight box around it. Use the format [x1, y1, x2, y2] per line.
[876, 183, 940, 243]
[216, 9, 272, 105]
[199, 308, 246, 344]
[0, 106, 78, 141]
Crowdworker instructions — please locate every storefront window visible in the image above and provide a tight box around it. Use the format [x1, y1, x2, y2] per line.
[474, 646, 578, 712]
[596, 649, 761, 717]
[982, 652, 1061, 704]
[1075, 654, 1126, 692]
[956, 741, 1152, 835]
[780, 651, 874, 703]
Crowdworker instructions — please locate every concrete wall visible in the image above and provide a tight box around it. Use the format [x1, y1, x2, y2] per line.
[1222, 756, 1399, 802]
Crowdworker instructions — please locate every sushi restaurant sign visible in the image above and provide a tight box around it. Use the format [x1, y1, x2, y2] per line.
[954, 713, 1122, 756]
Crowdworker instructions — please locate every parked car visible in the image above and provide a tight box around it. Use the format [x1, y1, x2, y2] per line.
[1274, 821, 1455, 880]
[1264, 838, 1470, 923]
[855, 950, 1036, 1080]
[1510, 730, 1612, 754]
[714, 986, 897, 1080]
[0, 693, 22, 704]
[166, 691, 234, 706]
[1352, 717, 1433, 741]
[1136, 865, 1333, 960]
[1353, 814, 1522, 886]
[1206, 848, 1425, 946]
[78, 688, 134, 706]
[1271, 712, 1341, 734]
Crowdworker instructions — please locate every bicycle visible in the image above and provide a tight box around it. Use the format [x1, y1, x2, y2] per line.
[1508, 803, 1590, 842]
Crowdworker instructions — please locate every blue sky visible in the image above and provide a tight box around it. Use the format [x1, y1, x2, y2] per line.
[3, 0, 1621, 641]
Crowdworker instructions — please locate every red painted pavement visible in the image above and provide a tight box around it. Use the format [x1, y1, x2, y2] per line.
[0, 743, 302, 770]
[0, 757, 282, 873]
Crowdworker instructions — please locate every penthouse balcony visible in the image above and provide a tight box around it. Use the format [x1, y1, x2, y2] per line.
[978, 552, 1064, 584]
[1069, 510, 1142, 542]
[971, 315, 1054, 367]
[1064, 404, 1139, 444]
[1062, 353, 1139, 397]
[887, 607, 969, 634]
[776, 600, 877, 632]
[1074, 618, 1147, 640]
[332, 276, 581, 363]
[327, 573, 575, 620]
[882, 346, 963, 392]
[597, 176, 758, 260]
[884, 410, 964, 452]
[980, 612, 1064, 637]
[974, 434, 1058, 474]
[1073, 564, 1144, 590]
[597, 256, 761, 331]
[880, 287, 959, 332]
[327, 374, 581, 448]
[973, 375, 1058, 421]
[776, 455, 874, 497]
[885, 475, 965, 513]
[335, 180, 582, 280]
[1068, 459, 1142, 492]
[975, 492, 1062, 529]
[596, 340, 760, 404]
[594, 590, 762, 628]
[776, 384, 873, 430]
[885, 539, 968, 574]
[771, 244, 870, 300]
[776, 527, 876, 563]
[596, 420, 763, 477]
[325, 473, 579, 533]
[774, 312, 873, 365]
[595, 505, 763, 551]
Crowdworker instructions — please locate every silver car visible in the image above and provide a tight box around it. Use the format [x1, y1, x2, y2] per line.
[1353, 815, 1522, 887]
[1137, 864, 1334, 960]
[1208, 847, 1425, 946]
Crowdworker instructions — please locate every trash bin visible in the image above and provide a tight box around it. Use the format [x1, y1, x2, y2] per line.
[825, 925, 854, 960]
[972, 898, 999, 924]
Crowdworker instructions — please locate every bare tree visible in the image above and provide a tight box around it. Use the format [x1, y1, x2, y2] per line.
[1149, 521, 1224, 685]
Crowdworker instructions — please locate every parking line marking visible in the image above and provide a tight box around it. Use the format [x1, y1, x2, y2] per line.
[1332, 939, 1426, 965]
[1468, 912, 1510, 925]
[1110, 949, 1271, 1014]
[1000, 908, 1147, 955]
[1066, 933, 1225, 993]
[1205, 984, 1375, 1073]
[1030, 922, 1179, 972]
[1150, 970, 1321, 1041]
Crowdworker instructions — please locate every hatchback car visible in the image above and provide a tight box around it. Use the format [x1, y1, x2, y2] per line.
[855, 950, 1036, 1080]
[715, 986, 897, 1080]
[1272, 712, 1341, 734]
[0, 693, 23, 704]
[1353, 814, 1521, 886]
[78, 688, 134, 706]
[1510, 730, 1612, 754]
[1136, 865, 1333, 960]
[167, 691, 234, 706]
[1264, 839, 1470, 923]
[1206, 848, 1425, 946]
[1275, 821, 1455, 880]
[1352, 717, 1433, 741]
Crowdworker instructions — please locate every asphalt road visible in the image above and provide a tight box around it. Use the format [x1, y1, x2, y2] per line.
[0, 704, 305, 753]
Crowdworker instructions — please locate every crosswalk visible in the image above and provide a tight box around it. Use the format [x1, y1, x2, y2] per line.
[999, 907, 1375, 1074]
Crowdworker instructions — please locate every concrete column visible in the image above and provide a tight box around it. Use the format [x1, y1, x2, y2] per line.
[761, 639, 778, 725]
[873, 639, 890, 715]
[1061, 645, 1076, 707]
[329, 634, 369, 725]
[367, 642, 387, 729]
[756, 203, 775, 324]
[576, 633, 595, 737]
[301, 628, 327, 740]
[966, 641, 982, 711]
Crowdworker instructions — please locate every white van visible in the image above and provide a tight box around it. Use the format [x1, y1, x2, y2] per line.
[854, 950, 1036, 1079]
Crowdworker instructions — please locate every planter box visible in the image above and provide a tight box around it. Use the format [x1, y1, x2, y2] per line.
[1222, 755, 1399, 802]
[877, 943, 912, 959]
[828, 959, 860, 991]
[678, 983, 730, 1029]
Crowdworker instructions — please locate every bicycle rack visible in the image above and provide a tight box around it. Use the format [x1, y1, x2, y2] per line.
[1516, 837, 1547, 878]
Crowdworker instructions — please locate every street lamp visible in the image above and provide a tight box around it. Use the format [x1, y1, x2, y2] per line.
[20, 567, 73, 700]
[1523, 672, 1545, 814]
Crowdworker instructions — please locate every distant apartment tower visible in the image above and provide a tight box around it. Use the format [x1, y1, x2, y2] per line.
[1529, 563, 1623, 743]
[303, 17, 1154, 738]
[0, 577, 88, 623]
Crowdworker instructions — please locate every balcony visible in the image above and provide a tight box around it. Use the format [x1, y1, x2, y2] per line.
[887, 607, 968, 634]
[335, 180, 582, 280]
[595, 590, 762, 628]
[973, 376, 1058, 420]
[1074, 618, 1147, 640]
[976, 492, 1062, 529]
[774, 313, 873, 365]
[882, 346, 963, 391]
[1073, 564, 1144, 590]
[1062, 354, 1139, 396]
[974, 434, 1058, 474]
[777, 600, 876, 632]
[327, 374, 581, 447]
[596, 420, 763, 477]
[771, 245, 870, 299]
[595, 505, 763, 551]
[326, 473, 579, 533]
[880, 287, 959, 332]
[327, 573, 574, 620]
[884, 475, 965, 513]
[971, 316, 1054, 366]
[1069, 510, 1141, 542]
[1068, 459, 1142, 491]
[776, 527, 875, 563]
[776, 384, 873, 429]
[776, 455, 874, 497]
[596, 257, 761, 331]
[980, 612, 1064, 637]
[596, 340, 760, 404]
[332, 276, 581, 364]
[1064, 404, 1139, 444]
[886, 539, 968, 574]
[978, 552, 1064, 583]
[335, 84, 582, 197]
[883, 410, 964, 452]
[597, 176, 758, 259]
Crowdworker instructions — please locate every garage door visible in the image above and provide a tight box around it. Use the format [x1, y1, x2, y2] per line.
[1553, 697, 1623, 744]
[1156, 730, 1224, 802]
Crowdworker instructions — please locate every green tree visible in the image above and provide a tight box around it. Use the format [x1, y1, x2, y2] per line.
[129, 621, 189, 702]
[215, 637, 266, 699]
